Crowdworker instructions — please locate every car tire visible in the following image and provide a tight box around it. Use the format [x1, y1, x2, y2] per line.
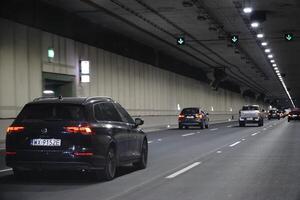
[200, 123, 204, 129]
[239, 122, 245, 127]
[258, 120, 264, 127]
[133, 140, 148, 170]
[95, 147, 117, 181]
[205, 124, 209, 129]
[179, 124, 183, 129]
[185, 126, 189, 129]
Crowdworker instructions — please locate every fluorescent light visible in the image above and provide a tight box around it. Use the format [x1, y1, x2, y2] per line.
[261, 42, 268, 46]
[80, 60, 90, 74]
[48, 48, 55, 59]
[268, 54, 273, 58]
[243, 7, 253, 14]
[257, 33, 264, 38]
[274, 67, 278, 70]
[265, 49, 271, 53]
[251, 22, 260, 28]
[270, 60, 275, 63]
[272, 64, 277, 67]
[43, 90, 54, 94]
[81, 75, 90, 83]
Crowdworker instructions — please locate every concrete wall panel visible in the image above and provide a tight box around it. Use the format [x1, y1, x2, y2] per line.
[0, 18, 269, 139]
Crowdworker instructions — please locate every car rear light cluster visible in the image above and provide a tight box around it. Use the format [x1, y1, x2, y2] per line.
[178, 114, 185, 120]
[5, 151, 17, 155]
[196, 114, 203, 119]
[64, 125, 94, 135]
[6, 126, 24, 134]
[74, 152, 93, 156]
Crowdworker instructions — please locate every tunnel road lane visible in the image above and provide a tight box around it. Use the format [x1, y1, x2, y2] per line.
[0, 119, 289, 200]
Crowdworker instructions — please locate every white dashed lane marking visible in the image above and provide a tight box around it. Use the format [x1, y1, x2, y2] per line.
[229, 141, 241, 147]
[166, 162, 201, 179]
[251, 132, 260, 136]
[210, 128, 218, 131]
[182, 133, 195, 137]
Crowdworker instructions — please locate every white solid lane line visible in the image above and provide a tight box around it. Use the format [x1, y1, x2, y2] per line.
[229, 141, 241, 147]
[0, 168, 12, 173]
[251, 132, 260, 136]
[166, 162, 201, 179]
[182, 133, 195, 137]
[210, 128, 218, 131]
[157, 139, 162, 142]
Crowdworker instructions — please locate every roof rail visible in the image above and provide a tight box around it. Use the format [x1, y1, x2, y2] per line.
[84, 96, 113, 103]
[33, 97, 59, 102]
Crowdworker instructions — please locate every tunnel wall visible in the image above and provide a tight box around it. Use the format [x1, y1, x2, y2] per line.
[0, 18, 268, 139]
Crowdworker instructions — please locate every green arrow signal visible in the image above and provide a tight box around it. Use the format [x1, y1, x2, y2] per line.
[177, 37, 185, 45]
[285, 33, 294, 41]
[231, 35, 239, 44]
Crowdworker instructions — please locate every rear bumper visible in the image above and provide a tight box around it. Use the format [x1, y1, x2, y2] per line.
[239, 117, 260, 123]
[179, 121, 203, 126]
[6, 150, 105, 171]
[6, 161, 103, 171]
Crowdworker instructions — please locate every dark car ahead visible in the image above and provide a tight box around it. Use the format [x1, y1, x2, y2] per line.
[268, 109, 280, 120]
[288, 109, 300, 122]
[178, 107, 209, 129]
[6, 97, 148, 181]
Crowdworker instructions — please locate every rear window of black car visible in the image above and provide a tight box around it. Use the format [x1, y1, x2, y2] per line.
[181, 108, 199, 114]
[16, 104, 86, 122]
[242, 106, 259, 111]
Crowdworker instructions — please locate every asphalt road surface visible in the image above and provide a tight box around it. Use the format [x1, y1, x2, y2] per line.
[1, 119, 299, 200]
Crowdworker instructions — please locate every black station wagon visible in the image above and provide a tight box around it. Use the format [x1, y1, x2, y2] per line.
[6, 96, 148, 181]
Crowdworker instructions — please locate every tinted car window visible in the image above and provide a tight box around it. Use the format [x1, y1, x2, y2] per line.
[115, 104, 135, 124]
[16, 104, 85, 122]
[242, 106, 259, 111]
[182, 108, 199, 114]
[94, 103, 122, 122]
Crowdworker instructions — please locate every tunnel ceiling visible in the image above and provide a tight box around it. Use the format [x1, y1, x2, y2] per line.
[3, 0, 299, 108]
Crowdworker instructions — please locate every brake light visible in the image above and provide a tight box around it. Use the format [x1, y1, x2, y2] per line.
[178, 114, 185, 120]
[64, 126, 94, 135]
[5, 151, 17, 155]
[74, 152, 93, 156]
[6, 126, 24, 134]
[196, 114, 203, 119]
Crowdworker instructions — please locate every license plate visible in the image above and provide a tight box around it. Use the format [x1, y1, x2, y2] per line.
[247, 118, 253, 120]
[31, 139, 61, 147]
[186, 116, 194, 119]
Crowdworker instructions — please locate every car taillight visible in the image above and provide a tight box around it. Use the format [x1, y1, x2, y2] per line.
[5, 151, 17, 155]
[196, 114, 203, 119]
[178, 114, 185, 119]
[6, 126, 24, 134]
[64, 126, 94, 135]
[74, 152, 93, 156]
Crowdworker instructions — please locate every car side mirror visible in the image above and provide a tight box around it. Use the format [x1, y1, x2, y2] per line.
[135, 118, 144, 127]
